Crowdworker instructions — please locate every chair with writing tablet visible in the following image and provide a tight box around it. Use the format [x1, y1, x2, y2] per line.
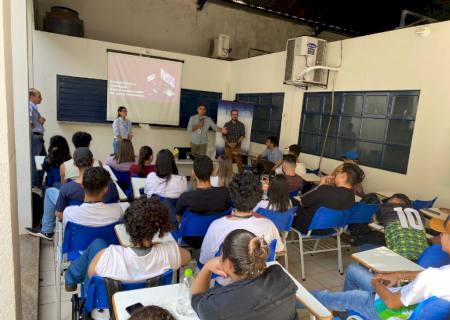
[289, 207, 350, 280]
[71, 270, 173, 320]
[256, 207, 297, 270]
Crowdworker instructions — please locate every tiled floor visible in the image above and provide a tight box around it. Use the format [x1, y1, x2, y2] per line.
[38, 238, 356, 319]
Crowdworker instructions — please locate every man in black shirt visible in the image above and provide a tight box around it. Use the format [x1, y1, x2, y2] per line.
[176, 156, 232, 248]
[223, 109, 246, 173]
[293, 163, 361, 233]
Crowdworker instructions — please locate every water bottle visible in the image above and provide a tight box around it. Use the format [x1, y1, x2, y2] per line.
[176, 268, 196, 316]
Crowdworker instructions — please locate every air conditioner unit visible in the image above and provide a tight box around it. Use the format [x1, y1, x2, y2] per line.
[284, 36, 328, 88]
[209, 34, 232, 58]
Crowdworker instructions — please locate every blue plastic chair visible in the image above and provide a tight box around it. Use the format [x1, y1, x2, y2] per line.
[416, 244, 450, 268]
[409, 296, 450, 320]
[81, 270, 173, 313]
[412, 197, 437, 210]
[256, 207, 297, 269]
[61, 221, 121, 261]
[346, 203, 380, 225]
[290, 207, 350, 280]
[173, 209, 232, 245]
[110, 167, 133, 200]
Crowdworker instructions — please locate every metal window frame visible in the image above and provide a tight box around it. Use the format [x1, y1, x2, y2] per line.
[299, 90, 419, 174]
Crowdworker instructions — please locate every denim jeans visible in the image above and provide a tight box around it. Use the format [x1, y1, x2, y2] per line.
[65, 239, 109, 286]
[31, 133, 46, 187]
[40, 187, 60, 233]
[311, 290, 379, 320]
[303, 263, 379, 319]
[343, 263, 374, 292]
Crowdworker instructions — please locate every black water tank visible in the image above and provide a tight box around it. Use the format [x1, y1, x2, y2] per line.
[44, 6, 84, 37]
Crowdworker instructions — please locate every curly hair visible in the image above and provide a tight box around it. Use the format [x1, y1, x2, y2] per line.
[124, 198, 173, 247]
[129, 305, 175, 320]
[72, 131, 92, 148]
[229, 172, 263, 212]
[47, 135, 71, 167]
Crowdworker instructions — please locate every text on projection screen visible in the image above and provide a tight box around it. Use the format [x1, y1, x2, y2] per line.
[107, 52, 182, 125]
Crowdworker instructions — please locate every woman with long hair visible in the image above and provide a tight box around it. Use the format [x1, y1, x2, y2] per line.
[210, 154, 233, 187]
[42, 135, 72, 187]
[144, 149, 187, 199]
[192, 229, 297, 320]
[105, 139, 136, 171]
[112, 106, 133, 155]
[254, 174, 292, 212]
[130, 146, 155, 177]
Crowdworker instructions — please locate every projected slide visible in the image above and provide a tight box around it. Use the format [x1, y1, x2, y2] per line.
[107, 52, 183, 125]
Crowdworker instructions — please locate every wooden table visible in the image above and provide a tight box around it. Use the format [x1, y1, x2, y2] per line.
[351, 246, 424, 273]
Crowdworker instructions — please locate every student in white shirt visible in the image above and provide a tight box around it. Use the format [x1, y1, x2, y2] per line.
[210, 154, 233, 188]
[253, 174, 292, 212]
[62, 166, 124, 229]
[65, 198, 191, 291]
[199, 172, 283, 266]
[144, 149, 187, 199]
[60, 131, 102, 183]
[308, 215, 450, 319]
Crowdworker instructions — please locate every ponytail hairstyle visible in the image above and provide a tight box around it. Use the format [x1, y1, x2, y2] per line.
[222, 229, 268, 279]
[137, 146, 153, 177]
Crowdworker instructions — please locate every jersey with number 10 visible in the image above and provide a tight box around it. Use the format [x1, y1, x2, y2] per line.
[377, 205, 429, 261]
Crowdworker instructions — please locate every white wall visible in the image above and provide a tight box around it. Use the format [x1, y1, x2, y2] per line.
[231, 21, 450, 207]
[33, 30, 230, 161]
[33, 21, 450, 207]
[33, 0, 347, 59]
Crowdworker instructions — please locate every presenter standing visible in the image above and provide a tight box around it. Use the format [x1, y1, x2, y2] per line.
[29, 88, 46, 187]
[223, 109, 245, 173]
[187, 103, 226, 157]
[112, 106, 133, 155]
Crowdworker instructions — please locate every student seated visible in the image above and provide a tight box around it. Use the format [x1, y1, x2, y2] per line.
[62, 166, 124, 229]
[105, 139, 136, 172]
[42, 135, 71, 188]
[292, 163, 361, 234]
[199, 172, 283, 266]
[129, 306, 175, 320]
[256, 136, 283, 172]
[130, 146, 156, 178]
[281, 154, 304, 193]
[275, 144, 306, 176]
[210, 154, 233, 188]
[26, 148, 119, 240]
[310, 216, 450, 320]
[65, 198, 191, 289]
[253, 174, 292, 212]
[144, 149, 187, 199]
[192, 229, 298, 320]
[176, 156, 232, 248]
[328, 151, 365, 198]
[376, 193, 429, 261]
[60, 131, 102, 183]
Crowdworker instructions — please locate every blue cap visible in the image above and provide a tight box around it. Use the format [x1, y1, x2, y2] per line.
[342, 150, 359, 160]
